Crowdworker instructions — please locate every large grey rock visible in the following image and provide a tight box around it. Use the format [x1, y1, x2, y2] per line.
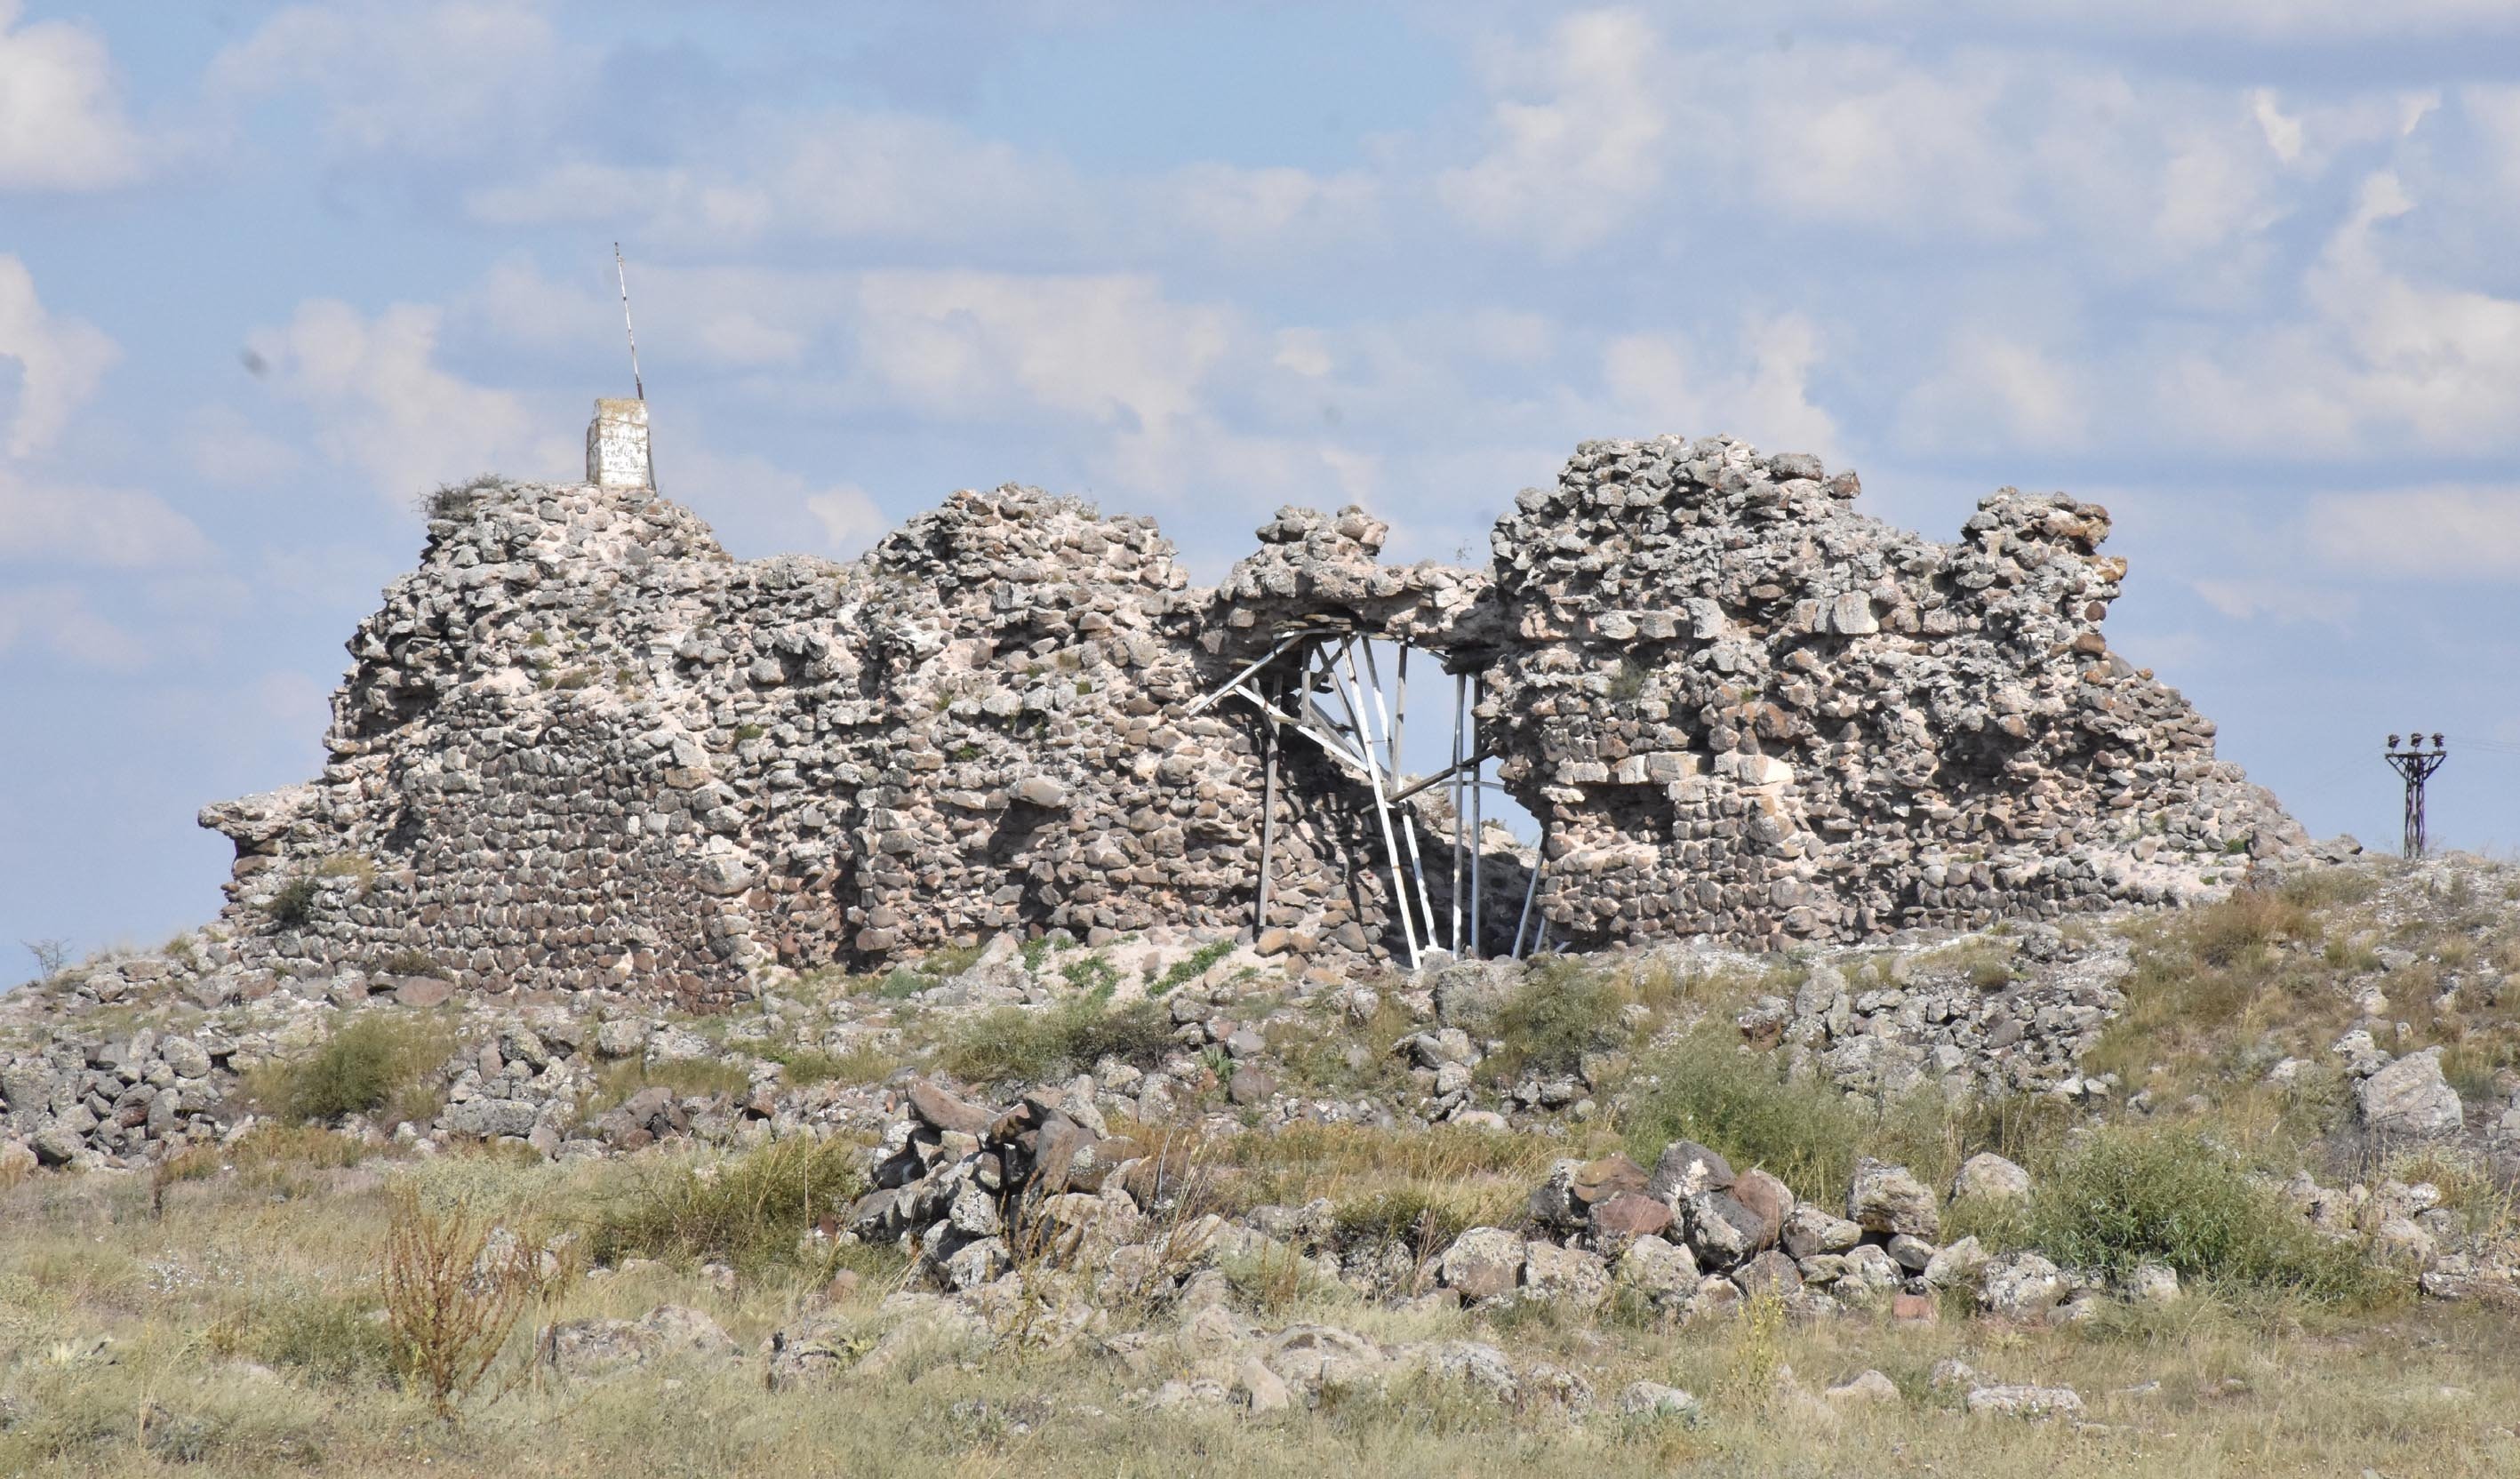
[1950, 1152, 2031, 1203]
[1965, 1384, 2084, 1420]
[1612, 1234, 1698, 1302]
[1977, 1252, 2066, 1321]
[1646, 1139, 1734, 1204]
[1436, 1227, 1527, 1300]
[1848, 1158, 1939, 1239]
[2359, 1048, 2465, 1139]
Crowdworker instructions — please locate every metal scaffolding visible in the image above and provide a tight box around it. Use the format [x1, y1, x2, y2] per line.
[1187, 632, 1538, 965]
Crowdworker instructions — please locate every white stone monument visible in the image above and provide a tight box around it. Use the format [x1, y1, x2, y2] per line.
[587, 397, 653, 492]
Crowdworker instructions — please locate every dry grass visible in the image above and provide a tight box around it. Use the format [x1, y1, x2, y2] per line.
[0, 1102, 2514, 1476]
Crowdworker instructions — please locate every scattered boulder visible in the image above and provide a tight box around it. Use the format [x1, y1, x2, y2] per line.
[1848, 1159, 1939, 1239]
[2359, 1048, 2465, 1139]
[1950, 1152, 2031, 1203]
[1964, 1383, 2084, 1420]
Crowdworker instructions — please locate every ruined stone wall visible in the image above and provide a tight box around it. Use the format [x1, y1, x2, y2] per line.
[1477, 435, 2303, 952]
[201, 419, 2304, 1007]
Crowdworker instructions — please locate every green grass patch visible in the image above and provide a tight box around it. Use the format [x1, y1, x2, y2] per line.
[1152, 939, 1236, 997]
[940, 995, 1172, 1087]
[216, 1291, 397, 1387]
[577, 1135, 868, 1277]
[761, 1041, 895, 1088]
[254, 1016, 456, 1128]
[2016, 1125, 2397, 1306]
[1624, 1027, 1866, 1203]
[1489, 961, 1632, 1077]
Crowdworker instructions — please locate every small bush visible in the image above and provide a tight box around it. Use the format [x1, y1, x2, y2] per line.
[420, 474, 508, 521]
[2023, 1126, 2391, 1304]
[1624, 1027, 1863, 1203]
[582, 1056, 753, 1114]
[1330, 1187, 1469, 1259]
[382, 1181, 535, 1421]
[580, 1135, 867, 1277]
[2183, 887, 2316, 970]
[267, 876, 321, 927]
[1491, 963, 1630, 1076]
[263, 1017, 453, 1127]
[941, 996, 1172, 1087]
[369, 947, 446, 979]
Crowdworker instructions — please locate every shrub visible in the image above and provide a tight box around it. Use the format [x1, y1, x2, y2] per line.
[1329, 1187, 1470, 1259]
[2182, 886, 2316, 970]
[2022, 1126, 2391, 1304]
[264, 1017, 453, 1127]
[267, 876, 321, 927]
[1491, 963, 1630, 1076]
[381, 1181, 535, 1421]
[581, 1056, 752, 1114]
[20, 937, 69, 982]
[579, 1135, 867, 1277]
[368, 947, 446, 979]
[1623, 1027, 1864, 1203]
[941, 996, 1172, 1087]
[420, 474, 508, 521]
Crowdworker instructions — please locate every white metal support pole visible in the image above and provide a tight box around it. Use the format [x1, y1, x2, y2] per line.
[1512, 851, 1546, 959]
[1326, 640, 1421, 971]
[1468, 670, 1484, 957]
[1377, 643, 1440, 948]
[1255, 663, 1281, 937]
[1449, 671, 1467, 954]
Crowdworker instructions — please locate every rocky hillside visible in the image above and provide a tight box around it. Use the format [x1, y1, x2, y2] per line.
[3, 855, 2516, 1475]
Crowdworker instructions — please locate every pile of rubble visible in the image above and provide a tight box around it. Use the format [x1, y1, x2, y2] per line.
[1739, 923, 2132, 1100]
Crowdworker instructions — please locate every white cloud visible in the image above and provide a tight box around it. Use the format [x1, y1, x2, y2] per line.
[0, 468, 212, 569]
[183, 404, 301, 487]
[805, 484, 889, 556]
[0, 253, 117, 457]
[208, 0, 560, 159]
[2301, 486, 2520, 580]
[1601, 315, 1839, 458]
[2151, 170, 2520, 455]
[246, 299, 574, 501]
[2191, 577, 2358, 626]
[0, 581, 145, 669]
[850, 270, 1233, 434]
[1436, 9, 1669, 252]
[467, 110, 1081, 250]
[0, 0, 143, 191]
[1163, 163, 1379, 245]
[1900, 329, 2089, 452]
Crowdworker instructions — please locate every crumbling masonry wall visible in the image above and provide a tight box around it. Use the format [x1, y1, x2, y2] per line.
[202, 424, 2304, 1006]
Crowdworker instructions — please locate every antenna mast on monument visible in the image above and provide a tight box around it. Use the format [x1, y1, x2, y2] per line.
[614, 242, 644, 401]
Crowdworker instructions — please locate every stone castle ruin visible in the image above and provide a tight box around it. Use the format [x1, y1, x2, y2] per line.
[200, 403, 2307, 1009]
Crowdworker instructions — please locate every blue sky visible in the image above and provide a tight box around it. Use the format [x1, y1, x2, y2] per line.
[5, 0, 2520, 963]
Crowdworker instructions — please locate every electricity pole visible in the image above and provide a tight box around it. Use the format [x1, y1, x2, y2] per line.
[2384, 732, 2447, 859]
